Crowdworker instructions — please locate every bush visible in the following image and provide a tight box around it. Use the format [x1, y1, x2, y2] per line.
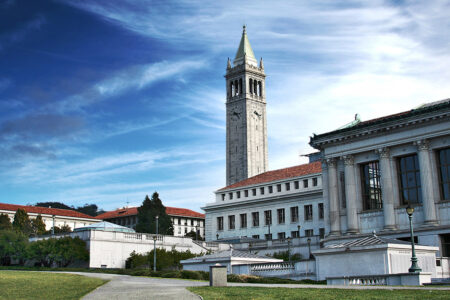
[268, 250, 302, 261]
[125, 248, 201, 271]
[0, 230, 28, 265]
[227, 274, 326, 284]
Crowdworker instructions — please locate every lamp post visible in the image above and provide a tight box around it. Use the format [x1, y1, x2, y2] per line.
[297, 225, 301, 238]
[153, 216, 159, 272]
[287, 237, 291, 262]
[406, 205, 422, 273]
[307, 237, 312, 259]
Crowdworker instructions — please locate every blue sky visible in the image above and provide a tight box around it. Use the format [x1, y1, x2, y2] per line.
[1, 0, 450, 212]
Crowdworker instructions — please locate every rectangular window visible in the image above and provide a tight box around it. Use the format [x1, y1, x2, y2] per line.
[294, 181, 299, 189]
[221, 194, 225, 201]
[285, 182, 290, 191]
[398, 154, 422, 204]
[229, 192, 233, 200]
[277, 208, 285, 224]
[217, 217, 223, 231]
[313, 178, 318, 186]
[240, 213, 247, 228]
[305, 229, 313, 237]
[319, 228, 325, 239]
[264, 210, 272, 225]
[178, 218, 181, 225]
[191, 219, 194, 226]
[361, 161, 383, 210]
[438, 148, 450, 200]
[245, 190, 249, 197]
[252, 188, 257, 196]
[265, 233, 272, 240]
[318, 203, 324, 219]
[268, 186, 273, 193]
[290, 206, 299, 222]
[291, 231, 299, 238]
[277, 184, 281, 192]
[252, 212, 259, 227]
[228, 215, 235, 230]
[304, 205, 313, 221]
[237, 191, 241, 199]
[277, 232, 286, 240]
[260, 187, 265, 195]
[252, 234, 260, 239]
[303, 179, 308, 188]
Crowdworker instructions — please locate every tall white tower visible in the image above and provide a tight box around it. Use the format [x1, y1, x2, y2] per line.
[225, 26, 268, 186]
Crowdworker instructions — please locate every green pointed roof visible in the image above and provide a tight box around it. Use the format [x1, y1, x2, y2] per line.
[234, 25, 257, 66]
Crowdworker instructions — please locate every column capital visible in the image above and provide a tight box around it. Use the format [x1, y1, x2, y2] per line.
[342, 155, 354, 166]
[414, 139, 430, 151]
[376, 147, 390, 159]
[326, 157, 337, 168]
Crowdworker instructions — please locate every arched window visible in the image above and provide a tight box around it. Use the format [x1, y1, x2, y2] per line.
[239, 78, 243, 95]
[249, 78, 253, 94]
[229, 82, 233, 97]
[258, 81, 262, 97]
[235, 80, 238, 96]
[254, 81, 257, 95]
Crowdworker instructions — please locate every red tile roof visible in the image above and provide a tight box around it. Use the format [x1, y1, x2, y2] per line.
[0, 203, 98, 219]
[96, 206, 205, 220]
[219, 161, 322, 191]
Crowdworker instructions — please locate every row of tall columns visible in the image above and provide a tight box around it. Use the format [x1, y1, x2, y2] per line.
[323, 139, 438, 236]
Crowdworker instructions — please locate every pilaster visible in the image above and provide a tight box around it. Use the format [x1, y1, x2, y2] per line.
[376, 147, 396, 230]
[343, 155, 359, 234]
[327, 158, 341, 236]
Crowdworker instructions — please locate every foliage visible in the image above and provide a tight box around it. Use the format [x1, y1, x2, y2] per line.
[31, 215, 47, 236]
[135, 192, 174, 235]
[188, 286, 450, 300]
[0, 271, 107, 300]
[184, 230, 204, 241]
[35, 202, 105, 216]
[226, 273, 325, 284]
[0, 214, 12, 231]
[0, 230, 28, 265]
[268, 250, 302, 261]
[28, 236, 89, 267]
[125, 248, 199, 270]
[12, 209, 32, 236]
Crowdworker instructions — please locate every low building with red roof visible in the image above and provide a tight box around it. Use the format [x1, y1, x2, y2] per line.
[96, 206, 205, 238]
[0, 203, 100, 231]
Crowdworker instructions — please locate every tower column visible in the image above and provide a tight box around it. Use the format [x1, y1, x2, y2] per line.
[376, 147, 396, 231]
[343, 155, 359, 234]
[327, 158, 341, 236]
[415, 140, 438, 225]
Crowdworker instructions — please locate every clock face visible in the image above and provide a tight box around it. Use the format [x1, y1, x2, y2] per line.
[230, 108, 241, 121]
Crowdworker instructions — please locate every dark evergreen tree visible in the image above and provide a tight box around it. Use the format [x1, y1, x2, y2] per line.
[31, 215, 46, 236]
[0, 214, 12, 231]
[12, 209, 32, 236]
[35, 202, 73, 210]
[135, 192, 174, 235]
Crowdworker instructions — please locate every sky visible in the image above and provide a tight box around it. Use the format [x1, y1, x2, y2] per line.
[1, 0, 450, 213]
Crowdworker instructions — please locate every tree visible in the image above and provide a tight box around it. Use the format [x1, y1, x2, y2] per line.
[31, 215, 46, 236]
[35, 202, 72, 210]
[0, 230, 28, 265]
[76, 204, 100, 216]
[12, 209, 32, 236]
[0, 214, 12, 231]
[135, 192, 174, 235]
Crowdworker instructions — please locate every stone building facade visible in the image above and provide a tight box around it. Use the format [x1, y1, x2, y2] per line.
[0, 203, 99, 231]
[225, 26, 268, 186]
[310, 99, 450, 257]
[96, 206, 205, 238]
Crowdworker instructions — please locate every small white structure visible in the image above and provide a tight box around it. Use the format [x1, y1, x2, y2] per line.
[313, 234, 439, 284]
[31, 222, 228, 269]
[181, 249, 282, 274]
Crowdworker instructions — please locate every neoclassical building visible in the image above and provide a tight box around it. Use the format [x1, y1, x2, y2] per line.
[310, 99, 450, 257]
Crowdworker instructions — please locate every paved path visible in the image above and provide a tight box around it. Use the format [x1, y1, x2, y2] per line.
[61, 272, 450, 300]
[63, 272, 208, 300]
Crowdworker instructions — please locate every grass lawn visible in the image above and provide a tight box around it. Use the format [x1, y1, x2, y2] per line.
[187, 286, 450, 300]
[0, 271, 108, 300]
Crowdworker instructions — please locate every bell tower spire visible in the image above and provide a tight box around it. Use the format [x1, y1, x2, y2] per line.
[225, 26, 268, 186]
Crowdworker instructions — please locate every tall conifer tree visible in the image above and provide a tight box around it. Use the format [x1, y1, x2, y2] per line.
[136, 192, 174, 235]
[12, 209, 32, 236]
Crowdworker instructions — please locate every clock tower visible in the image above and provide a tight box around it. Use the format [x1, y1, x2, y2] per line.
[225, 26, 268, 186]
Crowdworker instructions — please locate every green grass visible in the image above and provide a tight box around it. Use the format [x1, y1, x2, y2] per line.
[187, 286, 450, 300]
[0, 271, 108, 300]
